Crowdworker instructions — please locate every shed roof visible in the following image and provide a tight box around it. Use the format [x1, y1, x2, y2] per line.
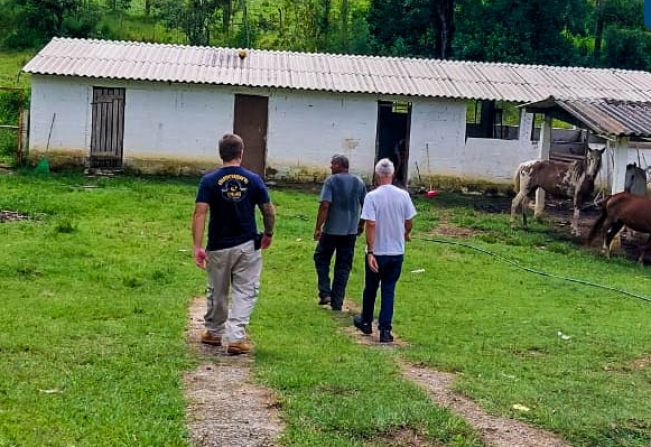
[523, 97, 651, 139]
[23, 37, 651, 103]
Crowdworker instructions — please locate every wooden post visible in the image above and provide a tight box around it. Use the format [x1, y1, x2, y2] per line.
[19, 109, 28, 164]
[534, 115, 552, 217]
[611, 136, 630, 194]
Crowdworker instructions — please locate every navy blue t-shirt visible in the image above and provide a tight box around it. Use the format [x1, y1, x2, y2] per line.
[196, 166, 270, 251]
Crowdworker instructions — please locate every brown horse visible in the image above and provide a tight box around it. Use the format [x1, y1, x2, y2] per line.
[511, 148, 604, 235]
[588, 192, 651, 263]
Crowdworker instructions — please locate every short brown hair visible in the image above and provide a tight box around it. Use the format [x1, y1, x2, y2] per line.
[219, 134, 244, 162]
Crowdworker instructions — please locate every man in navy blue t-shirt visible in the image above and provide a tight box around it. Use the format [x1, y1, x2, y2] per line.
[192, 134, 275, 355]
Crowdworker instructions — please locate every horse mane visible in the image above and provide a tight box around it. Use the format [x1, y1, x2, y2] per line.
[569, 158, 587, 182]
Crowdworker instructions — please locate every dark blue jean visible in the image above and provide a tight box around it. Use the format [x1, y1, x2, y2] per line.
[361, 255, 404, 330]
[313, 233, 357, 309]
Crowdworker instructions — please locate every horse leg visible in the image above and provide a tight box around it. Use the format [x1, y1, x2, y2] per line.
[605, 221, 625, 259]
[511, 191, 528, 228]
[572, 207, 581, 236]
[637, 234, 651, 265]
[571, 194, 583, 237]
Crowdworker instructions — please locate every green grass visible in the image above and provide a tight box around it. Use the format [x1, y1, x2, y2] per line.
[98, 11, 185, 44]
[0, 173, 481, 447]
[401, 194, 651, 447]
[0, 50, 32, 89]
[1, 173, 650, 446]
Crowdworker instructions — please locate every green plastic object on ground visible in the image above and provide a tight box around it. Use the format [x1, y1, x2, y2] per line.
[34, 112, 56, 175]
[34, 156, 49, 175]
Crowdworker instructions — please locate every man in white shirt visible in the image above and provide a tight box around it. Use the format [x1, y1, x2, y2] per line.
[353, 158, 417, 343]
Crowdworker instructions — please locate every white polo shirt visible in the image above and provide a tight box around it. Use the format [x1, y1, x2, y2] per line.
[361, 185, 417, 256]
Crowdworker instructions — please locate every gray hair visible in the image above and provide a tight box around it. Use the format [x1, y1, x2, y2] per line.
[331, 154, 349, 169]
[375, 158, 395, 177]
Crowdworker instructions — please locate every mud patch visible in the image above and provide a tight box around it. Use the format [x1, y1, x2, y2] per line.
[184, 297, 283, 447]
[370, 426, 435, 447]
[630, 355, 651, 370]
[401, 363, 569, 447]
[0, 210, 28, 222]
[432, 223, 481, 238]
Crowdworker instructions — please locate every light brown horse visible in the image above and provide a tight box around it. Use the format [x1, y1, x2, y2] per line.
[588, 192, 651, 263]
[511, 148, 604, 235]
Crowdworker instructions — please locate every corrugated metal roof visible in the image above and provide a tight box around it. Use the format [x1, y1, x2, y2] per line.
[523, 97, 651, 138]
[22, 37, 651, 103]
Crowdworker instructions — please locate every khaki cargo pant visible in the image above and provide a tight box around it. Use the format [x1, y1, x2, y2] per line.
[205, 240, 262, 342]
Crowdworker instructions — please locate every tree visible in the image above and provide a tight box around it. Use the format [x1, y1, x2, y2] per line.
[367, 0, 456, 58]
[592, 0, 645, 65]
[454, 0, 587, 65]
[436, 0, 455, 58]
[1, 0, 100, 49]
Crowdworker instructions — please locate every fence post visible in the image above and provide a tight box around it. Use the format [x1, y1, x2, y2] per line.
[534, 115, 552, 217]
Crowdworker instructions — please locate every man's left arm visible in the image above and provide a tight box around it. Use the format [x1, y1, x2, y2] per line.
[404, 195, 417, 242]
[259, 201, 276, 250]
[404, 219, 413, 242]
[357, 180, 367, 236]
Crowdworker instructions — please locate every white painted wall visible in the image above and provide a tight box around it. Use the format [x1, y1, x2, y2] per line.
[28, 75, 546, 183]
[408, 99, 539, 182]
[29, 75, 89, 152]
[29, 75, 233, 162]
[124, 84, 233, 158]
[267, 91, 378, 177]
[408, 98, 466, 178]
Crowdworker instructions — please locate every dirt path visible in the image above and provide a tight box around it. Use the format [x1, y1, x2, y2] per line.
[402, 364, 569, 447]
[339, 299, 570, 447]
[184, 297, 283, 447]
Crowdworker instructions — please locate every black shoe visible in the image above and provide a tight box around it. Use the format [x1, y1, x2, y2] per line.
[331, 306, 342, 312]
[353, 315, 372, 335]
[318, 295, 331, 306]
[379, 329, 394, 343]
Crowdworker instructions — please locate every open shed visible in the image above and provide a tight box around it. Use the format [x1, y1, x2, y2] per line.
[523, 97, 651, 194]
[22, 37, 651, 183]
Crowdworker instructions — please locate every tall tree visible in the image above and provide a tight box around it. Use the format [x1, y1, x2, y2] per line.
[593, 0, 605, 62]
[367, 0, 456, 58]
[454, 0, 586, 65]
[433, 0, 455, 58]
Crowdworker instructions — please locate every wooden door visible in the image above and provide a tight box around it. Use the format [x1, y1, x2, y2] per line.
[233, 94, 268, 176]
[90, 87, 125, 168]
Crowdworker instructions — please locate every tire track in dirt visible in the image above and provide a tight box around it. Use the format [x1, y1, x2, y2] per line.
[339, 299, 570, 447]
[184, 297, 283, 447]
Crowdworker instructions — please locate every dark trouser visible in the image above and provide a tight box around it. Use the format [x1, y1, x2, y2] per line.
[361, 255, 404, 330]
[313, 233, 357, 309]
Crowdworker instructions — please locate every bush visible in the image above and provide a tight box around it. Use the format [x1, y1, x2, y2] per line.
[0, 90, 23, 163]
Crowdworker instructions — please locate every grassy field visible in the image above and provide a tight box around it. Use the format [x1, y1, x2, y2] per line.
[0, 50, 32, 89]
[0, 173, 650, 446]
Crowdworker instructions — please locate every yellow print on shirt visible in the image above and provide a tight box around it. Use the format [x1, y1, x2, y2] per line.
[218, 174, 249, 202]
[217, 174, 249, 186]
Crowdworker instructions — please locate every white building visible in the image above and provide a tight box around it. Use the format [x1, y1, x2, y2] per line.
[22, 38, 651, 187]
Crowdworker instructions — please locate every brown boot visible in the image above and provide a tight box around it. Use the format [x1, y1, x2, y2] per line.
[200, 330, 222, 346]
[227, 339, 253, 355]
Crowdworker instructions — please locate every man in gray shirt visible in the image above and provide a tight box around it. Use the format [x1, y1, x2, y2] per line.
[313, 154, 367, 311]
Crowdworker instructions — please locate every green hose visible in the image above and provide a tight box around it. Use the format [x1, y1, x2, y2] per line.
[416, 237, 651, 304]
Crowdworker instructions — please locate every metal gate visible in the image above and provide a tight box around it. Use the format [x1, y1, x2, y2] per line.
[90, 87, 125, 168]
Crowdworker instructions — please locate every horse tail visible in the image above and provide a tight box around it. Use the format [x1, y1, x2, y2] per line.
[587, 196, 610, 243]
[513, 163, 523, 193]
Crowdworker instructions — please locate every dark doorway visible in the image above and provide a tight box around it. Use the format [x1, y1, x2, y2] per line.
[90, 87, 125, 168]
[233, 94, 268, 176]
[375, 101, 411, 187]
